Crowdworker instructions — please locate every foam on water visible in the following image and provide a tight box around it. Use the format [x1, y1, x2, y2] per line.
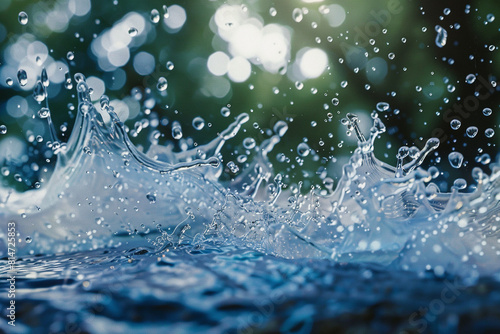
[1, 74, 499, 279]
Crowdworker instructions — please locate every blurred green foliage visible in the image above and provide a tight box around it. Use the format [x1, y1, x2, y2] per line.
[0, 0, 498, 192]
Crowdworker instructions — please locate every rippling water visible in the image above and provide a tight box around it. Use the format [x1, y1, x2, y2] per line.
[1, 1, 499, 333]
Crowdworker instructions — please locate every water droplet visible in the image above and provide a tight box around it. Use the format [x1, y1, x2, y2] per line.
[163, 5, 169, 19]
[269, 7, 277, 17]
[297, 142, 310, 157]
[376, 102, 390, 112]
[64, 72, 73, 90]
[74, 73, 86, 83]
[166, 61, 174, 70]
[157, 77, 168, 91]
[450, 119, 461, 130]
[331, 98, 339, 106]
[428, 166, 439, 179]
[6, 77, 13, 86]
[478, 153, 491, 165]
[220, 106, 231, 117]
[485, 128, 495, 138]
[18, 11, 28, 25]
[243, 137, 256, 149]
[67, 51, 74, 61]
[295, 81, 303, 90]
[41, 68, 49, 87]
[17, 69, 27, 87]
[273, 120, 288, 137]
[434, 25, 447, 48]
[486, 13, 495, 22]
[227, 161, 239, 173]
[292, 8, 303, 22]
[128, 27, 138, 36]
[147, 193, 157, 204]
[453, 178, 467, 190]
[482, 107, 492, 116]
[448, 151, 464, 168]
[0, 125, 7, 134]
[33, 81, 46, 102]
[25, 236, 32, 243]
[465, 74, 476, 84]
[341, 81, 348, 88]
[466, 126, 478, 138]
[388, 52, 395, 60]
[150, 9, 160, 23]
[38, 107, 50, 118]
[171, 121, 183, 140]
[192, 116, 205, 130]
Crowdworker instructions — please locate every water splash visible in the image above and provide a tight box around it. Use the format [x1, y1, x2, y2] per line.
[1, 73, 498, 279]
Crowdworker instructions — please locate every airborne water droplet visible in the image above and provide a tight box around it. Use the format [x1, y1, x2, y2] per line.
[192, 116, 205, 130]
[297, 142, 310, 157]
[6, 77, 13, 86]
[171, 121, 183, 140]
[67, 51, 74, 60]
[41, 68, 49, 87]
[0, 125, 7, 134]
[450, 119, 461, 130]
[273, 121, 288, 137]
[150, 9, 160, 23]
[292, 8, 303, 22]
[465, 74, 476, 84]
[376, 102, 390, 112]
[25, 236, 32, 243]
[227, 161, 239, 173]
[157, 77, 168, 91]
[163, 5, 169, 19]
[482, 107, 492, 116]
[466, 126, 478, 138]
[269, 7, 277, 17]
[434, 25, 447, 48]
[166, 61, 174, 70]
[220, 106, 231, 117]
[33, 81, 46, 102]
[64, 72, 73, 90]
[17, 69, 28, 87]
[485, 128, 495, 138]
[243, 137, 256, 149]
[448, 151, 464, 168]
[18, 11, 28, 25]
